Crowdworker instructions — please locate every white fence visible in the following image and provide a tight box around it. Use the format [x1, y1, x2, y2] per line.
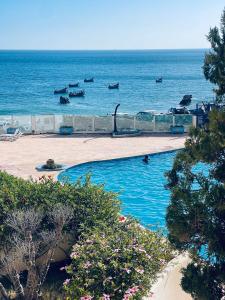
[0, 114, 195, 134]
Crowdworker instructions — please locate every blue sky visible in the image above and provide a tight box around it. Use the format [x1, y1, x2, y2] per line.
[0, 0, 224, 50]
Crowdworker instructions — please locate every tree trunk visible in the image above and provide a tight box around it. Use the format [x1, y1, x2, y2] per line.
[0, 282, 9, 300]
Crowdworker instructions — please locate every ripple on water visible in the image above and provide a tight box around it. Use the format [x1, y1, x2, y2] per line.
[59, 151, 178, 229]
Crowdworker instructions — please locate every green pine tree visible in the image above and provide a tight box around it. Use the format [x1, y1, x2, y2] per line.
[166, 7, 225, 299]
[203, 8, 225, 102]
[166, 109, 225, 299]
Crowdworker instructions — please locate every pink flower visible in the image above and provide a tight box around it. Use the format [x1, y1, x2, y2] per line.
[63, 279, 70, 286]
[102, 294, 110, 300]
[83, 261, 92, 269]
[123, 286, 140, 299]
[119, 216, 127, 223]
[71, 252, 78, 259]
[80, 296, 93, 300]
[60, 267, 65, 271]
[129, 286, 139, 293]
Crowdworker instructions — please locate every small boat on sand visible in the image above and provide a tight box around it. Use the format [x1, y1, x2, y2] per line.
[69, 82, 79, 88]
[108, 83, 119, 89]
[59, 96, 70, 104]
[69, 90, 85, 97]
[156, 77, 163, 83]
[84, 78, 94, 83]
[54, 87, 68, 94]
[179, 95, 192, 107]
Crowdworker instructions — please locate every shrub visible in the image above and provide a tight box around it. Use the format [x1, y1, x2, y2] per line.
[0, 171, 120, 248]
[64, 217, 174, 300]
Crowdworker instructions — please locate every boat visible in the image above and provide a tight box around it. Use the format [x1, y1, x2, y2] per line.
[84, 78, 94, 83]
[179, 95, 192, 107]
[68, 82, 79, 88]
[156, 77, 163, 83]
[168, 107, 190, 114]
[54, 87, 67, 94]
[108, 83, 119, 89]
[69, 90, 85, 97]
[59, 96, 70, 104]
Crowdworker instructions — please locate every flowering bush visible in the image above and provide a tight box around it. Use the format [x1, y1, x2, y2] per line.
[0, 172, 120, 245]
[64, 218, 174, 299]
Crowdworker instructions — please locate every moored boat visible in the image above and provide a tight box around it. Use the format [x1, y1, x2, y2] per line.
[179, 95, 192, 107]
[108, 83, 119, 89]
[59, 96, 70, 104]
[69, 90, 85, 97]
[156, 77, 163, 83]
[54, 87, 68, 94]
[68, 82, 79, 88]
[84, 78, 94, 83]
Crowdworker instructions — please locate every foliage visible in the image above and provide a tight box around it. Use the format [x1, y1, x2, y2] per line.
[203, 8, 225, 102]
[0, 206, 73, 300]
[64, 217, 174, 300]
[165, 109, 225, 299]
[0, 172, 120, 246]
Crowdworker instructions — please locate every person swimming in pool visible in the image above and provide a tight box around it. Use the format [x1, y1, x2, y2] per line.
[143, 155, 149, 164]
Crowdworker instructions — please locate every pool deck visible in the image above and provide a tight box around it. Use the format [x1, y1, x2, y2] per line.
[0, 133, 191, 300]
[0, 133, 186, 179]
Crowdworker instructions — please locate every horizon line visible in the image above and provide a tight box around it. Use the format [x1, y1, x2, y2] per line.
[0, 47, 209, 51]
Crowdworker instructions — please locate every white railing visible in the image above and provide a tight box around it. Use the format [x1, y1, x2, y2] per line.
[0, 114, 196, 134]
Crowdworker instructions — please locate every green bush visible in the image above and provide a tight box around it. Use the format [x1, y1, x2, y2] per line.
[64, 217, 174, 300]
[0, 171, 120, 246]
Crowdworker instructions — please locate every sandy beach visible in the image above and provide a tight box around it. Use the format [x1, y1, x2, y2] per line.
[0, 133, 191, 300]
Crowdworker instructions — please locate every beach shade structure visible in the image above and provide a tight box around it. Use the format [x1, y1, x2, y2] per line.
[0, 127, 23, 142]
[179, 95, 192, 107]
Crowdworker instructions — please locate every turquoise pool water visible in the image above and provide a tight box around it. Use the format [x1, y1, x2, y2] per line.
[58, 151, 178, 229]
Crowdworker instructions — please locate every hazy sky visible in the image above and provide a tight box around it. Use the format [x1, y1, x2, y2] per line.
[0, 0, 224, 50]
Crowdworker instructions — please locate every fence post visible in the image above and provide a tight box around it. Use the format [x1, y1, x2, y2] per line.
[192, 115, 197, 128]
[31, 115, 36, 134]
[72, 115, 75, 133]
[173, 115, 175, 126]
[134, 116, 136, 130]
[111, 115, 114, 133]
[52, 115, 56, 133]
[153, 115, 156, 132]
[92, 116, 95, 133]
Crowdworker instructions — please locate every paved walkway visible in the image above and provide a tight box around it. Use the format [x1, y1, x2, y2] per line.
[0, 133, 186, 179]
[0, 133, 192, 300]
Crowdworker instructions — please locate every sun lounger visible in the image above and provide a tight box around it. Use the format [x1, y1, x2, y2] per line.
[0, 128, 23, 142]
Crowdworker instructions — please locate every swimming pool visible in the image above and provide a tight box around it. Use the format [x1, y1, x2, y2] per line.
[58, 151, 178, 230]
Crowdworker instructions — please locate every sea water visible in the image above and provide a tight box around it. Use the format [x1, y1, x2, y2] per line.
[0, 49, 214, 115]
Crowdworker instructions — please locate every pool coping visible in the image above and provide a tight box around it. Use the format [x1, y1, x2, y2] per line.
[57, 147, 184, 180]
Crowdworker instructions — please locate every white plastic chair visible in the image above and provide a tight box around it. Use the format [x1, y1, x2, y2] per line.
[0, 128, 23, 142]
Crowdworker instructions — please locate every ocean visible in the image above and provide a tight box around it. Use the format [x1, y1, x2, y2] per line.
[0, 49, 214, 116]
